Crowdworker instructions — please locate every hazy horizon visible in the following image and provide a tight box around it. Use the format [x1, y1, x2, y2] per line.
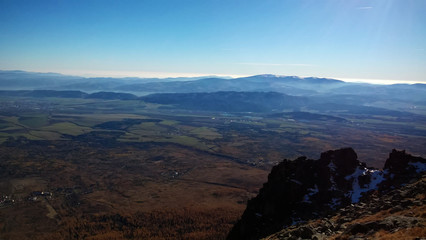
[1, 68, 424, 85]
[1, 0, 425, 84]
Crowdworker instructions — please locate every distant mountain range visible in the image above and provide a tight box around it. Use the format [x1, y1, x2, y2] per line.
[0, 70, 229, 92]
[1, 70, 425, 116]
[1, 70, 423, 97]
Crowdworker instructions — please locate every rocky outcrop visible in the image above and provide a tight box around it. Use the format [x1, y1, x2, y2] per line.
[380, 149, 426, 190]
[227, 148, 425, 240]
[263, 176, 425, 240]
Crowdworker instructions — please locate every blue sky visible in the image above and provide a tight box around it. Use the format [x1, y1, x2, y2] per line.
[0, 0, 425, 83]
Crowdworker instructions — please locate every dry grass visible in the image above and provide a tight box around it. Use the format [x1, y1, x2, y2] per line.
[60, 208, 241, 240]
[372, 227, 426, 240]
[0, 140, 268, 240]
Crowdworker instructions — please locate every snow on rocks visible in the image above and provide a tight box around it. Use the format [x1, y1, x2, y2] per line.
[344, 166, 386, 203]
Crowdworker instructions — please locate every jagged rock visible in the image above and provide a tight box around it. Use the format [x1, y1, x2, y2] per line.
[312, 233, 326, 240]
[319, 148, 359, 176]
[265, 177, 425, 239]
[344, 221, 379, 235]
[344, 215, 420, 235]
[380, 149, 426, 191]
[293, 226, 315, 239]
[228, 148, 425, 240]
[389, 205, 404, 213]
[384, 150, 425, 174]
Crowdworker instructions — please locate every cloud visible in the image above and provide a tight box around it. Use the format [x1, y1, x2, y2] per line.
[338, 78, 424, 85]
[236, 62, 314, 67]
[357, 6, 373, 10]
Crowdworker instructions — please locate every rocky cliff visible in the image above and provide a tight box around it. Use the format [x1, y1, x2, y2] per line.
[227, 148, 425, 240]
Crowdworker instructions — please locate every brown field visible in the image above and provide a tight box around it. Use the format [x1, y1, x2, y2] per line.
[0, 139, 268, 239]
[1, 97, 425, 239]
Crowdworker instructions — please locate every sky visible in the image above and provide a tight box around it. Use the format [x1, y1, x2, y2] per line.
[0, 0, 425, 83]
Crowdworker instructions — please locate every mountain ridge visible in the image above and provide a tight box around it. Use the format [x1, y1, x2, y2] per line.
[2, 69, 424, 92]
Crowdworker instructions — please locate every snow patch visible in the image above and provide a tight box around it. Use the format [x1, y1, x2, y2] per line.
[290, 179, 303, 185]
[302, 184, 319, 203]
[345, 167, 365, 181]
[345, 167, 385, 203]
[328, 161, 338, 190]
[369, 170, 386, 190]
[329, 198, 341, 209]
[290, 217, 304, 226]
[328, 162, 336, 171]
[408, 161, 426, 173]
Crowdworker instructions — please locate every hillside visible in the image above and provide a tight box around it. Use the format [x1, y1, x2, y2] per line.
[263, 177, 425, 239]
[139, 91, 306, 112]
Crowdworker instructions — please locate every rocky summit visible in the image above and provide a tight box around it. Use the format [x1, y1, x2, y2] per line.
[227, 148, 426, 240]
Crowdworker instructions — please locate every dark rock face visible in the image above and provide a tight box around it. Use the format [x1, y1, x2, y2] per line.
[380, 149, 426, 190]
[227, 148, 425, 240]
[263, 177, 426, 239]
